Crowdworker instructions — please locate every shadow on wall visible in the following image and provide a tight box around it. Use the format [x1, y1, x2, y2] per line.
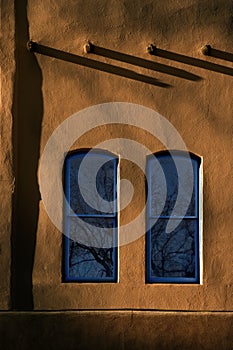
[149, 46, 233, 76]
[28, 41, 233, 83]
[89, 44, 202, 81]
[27, 41, 204, 87]
[0, 311, 232, 349]
[27, 42, 172, 88]
[11, 0, 43, 310]
[91, 43, 233, 77]
[207, 48, 233, 62]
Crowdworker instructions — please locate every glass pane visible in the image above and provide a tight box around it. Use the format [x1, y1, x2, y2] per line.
[149, 155, 197, 217]
[68, 154, 117, 215]
[149, 219, 197, 279]
[65, 217, 117, 281]
[68, 216, 116, 248]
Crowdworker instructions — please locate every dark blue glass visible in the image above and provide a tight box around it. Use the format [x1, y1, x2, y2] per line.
[68, 154, 117, 216]
[63, 150, 118, 282]
[146, 151, 200, 283]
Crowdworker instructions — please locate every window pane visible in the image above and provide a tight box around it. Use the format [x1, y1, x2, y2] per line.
[68, 155, 116, 215]
[68, 216, 117, 249]
[68, 240, 116, 281]
[148, 219, 198, 281]
[65, 218, 117, 281]
[149, 155, 197, 217]
[63, 151, 118, 283]
[147, 152, 200, 283]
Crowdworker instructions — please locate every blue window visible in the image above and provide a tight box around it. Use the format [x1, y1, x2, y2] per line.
[146, 151, 201, 283]
[63, 150, 118, 282]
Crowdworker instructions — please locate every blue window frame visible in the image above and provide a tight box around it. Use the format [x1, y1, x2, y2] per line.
[146, 151, 201, 283]
[63, 150, 118, 282]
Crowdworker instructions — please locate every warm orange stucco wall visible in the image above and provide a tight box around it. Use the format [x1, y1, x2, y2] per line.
[0, 0, 15, 309]
[1, 0, 232, 314]
[0, 311, 232, 350]
[26, 0, 233, 311]
[1, 1, 233, 348]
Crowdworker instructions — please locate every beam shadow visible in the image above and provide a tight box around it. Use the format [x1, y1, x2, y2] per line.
[151, 48, 233, 76]
[91, 45, 201, 82]
[28, 42, 170, 88]
[208, 48, 233, 63]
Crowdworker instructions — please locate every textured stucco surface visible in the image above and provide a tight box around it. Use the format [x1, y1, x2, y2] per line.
[26, 0, 233, 310]
[0, 0, 233, 347]
[0, 311, 232, 350]
[0, 0, 15, 309]
[0, 0, 233, 314]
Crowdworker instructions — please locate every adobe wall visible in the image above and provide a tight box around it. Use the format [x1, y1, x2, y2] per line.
[0, 1, 232, 347]
[0, 0, 15, 310]
[0, 311, 232, 350]
[25, 0, 233, 311]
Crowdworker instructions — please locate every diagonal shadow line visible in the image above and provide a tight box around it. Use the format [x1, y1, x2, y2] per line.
[29, 43, 171, 88]
[152, 48, 233, 76]
[208, 48, 233, 63]
[92, 45, 202, 82]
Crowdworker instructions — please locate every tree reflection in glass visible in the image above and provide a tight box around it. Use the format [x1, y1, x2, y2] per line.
[63, 151, 118, 282]
[147, 152, 200, 283]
